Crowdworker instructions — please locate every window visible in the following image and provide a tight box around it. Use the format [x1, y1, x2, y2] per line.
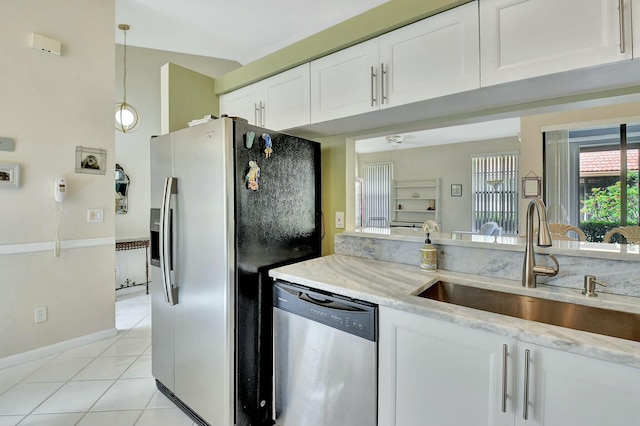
[361, 163, 393, 227]
[471, 153, 519, 234]
[544, 123, 640, 242]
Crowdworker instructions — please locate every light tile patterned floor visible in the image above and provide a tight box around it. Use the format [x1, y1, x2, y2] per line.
[0, 291, 198, 426]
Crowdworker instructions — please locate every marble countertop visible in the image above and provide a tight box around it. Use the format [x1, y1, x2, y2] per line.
[348, 228, 640, 261]
[269, 254, 640, 368]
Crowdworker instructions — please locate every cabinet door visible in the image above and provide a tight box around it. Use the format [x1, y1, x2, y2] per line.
[379, 307, 515, 426]
[480, 0, 632, 87]
[262, 63, 310, 130]
[310, 38, 380, 123]
[219, 84, 260, 125]
[379, 1, 480, 109]
[515, 342, 640, 426]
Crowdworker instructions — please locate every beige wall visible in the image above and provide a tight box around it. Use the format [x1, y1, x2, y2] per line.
[0, 0, 115, 359]
[358, 137, 520, 232]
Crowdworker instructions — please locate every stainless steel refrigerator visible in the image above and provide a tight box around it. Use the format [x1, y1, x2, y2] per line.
[149, 117, 321, 426]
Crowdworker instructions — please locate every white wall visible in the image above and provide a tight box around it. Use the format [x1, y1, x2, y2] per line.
[0, 0, 116, 360]
[357, 137, 520, 232]
[114, 46, 239, 286]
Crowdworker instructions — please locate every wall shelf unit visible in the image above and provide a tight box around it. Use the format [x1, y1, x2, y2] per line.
[391, 179, 440, 227]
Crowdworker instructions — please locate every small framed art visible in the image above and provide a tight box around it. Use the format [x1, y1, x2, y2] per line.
[451, 184, 462, 197]
[76, 146, 107, 175]
[0, 163, 20, 189]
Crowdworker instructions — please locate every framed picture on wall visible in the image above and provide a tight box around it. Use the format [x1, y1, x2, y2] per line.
[76, 146, 107, 175]
[451, 184, 462, 197]
[0, 163, 20, 189]
[522, 171, 542, 198]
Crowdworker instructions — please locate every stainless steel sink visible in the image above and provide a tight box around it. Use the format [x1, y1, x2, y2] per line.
[417, 281, 640, 343]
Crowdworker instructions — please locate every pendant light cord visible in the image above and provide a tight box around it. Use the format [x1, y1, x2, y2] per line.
[122, 26, 128, 105]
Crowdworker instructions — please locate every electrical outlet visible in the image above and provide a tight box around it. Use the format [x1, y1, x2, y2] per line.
[35, 307, 47, 323]
[335, 211, 345, 229]
[115, 265, 120, 275]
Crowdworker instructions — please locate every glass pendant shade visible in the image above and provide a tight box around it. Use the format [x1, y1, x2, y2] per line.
[115, 102, 140, 132]
[115, 24, 140, 133]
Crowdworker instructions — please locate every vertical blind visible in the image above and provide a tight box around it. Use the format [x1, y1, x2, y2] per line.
[363, 163, 392, 227]
[472, 153, 519, 234]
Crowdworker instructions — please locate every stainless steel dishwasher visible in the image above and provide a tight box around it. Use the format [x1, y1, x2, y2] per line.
[273, 280, 377, 426]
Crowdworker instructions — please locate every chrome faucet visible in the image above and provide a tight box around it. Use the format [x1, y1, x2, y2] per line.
[522, 198, 559, 288]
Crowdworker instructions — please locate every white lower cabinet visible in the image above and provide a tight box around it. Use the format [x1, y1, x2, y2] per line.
[516, 341, 640, 426]
[379, 306, 640, 426]
[379, 307, 515, 426]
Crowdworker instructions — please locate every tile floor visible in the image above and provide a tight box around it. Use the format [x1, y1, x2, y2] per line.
[0, 291, 199, 426]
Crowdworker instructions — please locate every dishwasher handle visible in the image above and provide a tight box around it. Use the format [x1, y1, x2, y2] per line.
[273, 280, 377, 342]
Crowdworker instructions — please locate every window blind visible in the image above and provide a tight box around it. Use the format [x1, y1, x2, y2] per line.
[362, 163, 392, 227]
[472, 153, 519, 234]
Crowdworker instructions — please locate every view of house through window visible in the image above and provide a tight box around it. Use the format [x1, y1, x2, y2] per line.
[544, 123, 640, 242]
[471, 153, 519, 234]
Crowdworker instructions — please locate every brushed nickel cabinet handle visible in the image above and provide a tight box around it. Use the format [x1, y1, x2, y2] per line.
[381, 63, 387, 105]
[523, 349, 531, 420]
[619, 0, 626, 54]
[502, 344, 508, 413]
[260, 101, 265, 127]
[370, 66, 377, 107]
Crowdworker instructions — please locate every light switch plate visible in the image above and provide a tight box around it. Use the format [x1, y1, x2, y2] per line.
[87, 209, 104, 223]
[335, 211, 345, 229]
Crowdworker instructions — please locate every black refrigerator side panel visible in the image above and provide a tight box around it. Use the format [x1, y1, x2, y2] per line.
[233, 121, 321, 426]
[233, 121, 322, 265]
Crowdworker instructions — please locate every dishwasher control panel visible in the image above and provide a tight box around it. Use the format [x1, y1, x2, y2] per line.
[273, 280, 377, 342]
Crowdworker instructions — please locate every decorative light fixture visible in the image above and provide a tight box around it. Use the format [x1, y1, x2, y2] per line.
[386, 135, 403, 147]
[486, 179, 504, 191]
[115, 24, 140, 133]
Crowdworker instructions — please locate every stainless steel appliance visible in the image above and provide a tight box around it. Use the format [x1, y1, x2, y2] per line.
[150, 118, 321, 426]
[273, 280, 378, 426]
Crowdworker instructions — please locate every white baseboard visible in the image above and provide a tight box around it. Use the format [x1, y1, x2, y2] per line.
[0, 328, 118, 370]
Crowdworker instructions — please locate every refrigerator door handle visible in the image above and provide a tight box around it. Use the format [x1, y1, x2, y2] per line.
[160, 177, 178, 305]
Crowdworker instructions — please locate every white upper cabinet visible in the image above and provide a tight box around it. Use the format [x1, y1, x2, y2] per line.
[219, 63, 310, 130]
[311, 1, 480, 123]
[310, 39, 380, 123]
[261, 64, 311, 130]
[219, 84, 260, 126]
[379, 1, 480, 108]
[480, 0, 633, 87]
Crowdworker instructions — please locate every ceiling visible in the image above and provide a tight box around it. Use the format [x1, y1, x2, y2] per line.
[355, 118, 522, 153]
[115, 0, 389, 65]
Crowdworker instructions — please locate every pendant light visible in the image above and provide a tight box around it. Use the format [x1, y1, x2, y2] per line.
[115, 24, 141, 133]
